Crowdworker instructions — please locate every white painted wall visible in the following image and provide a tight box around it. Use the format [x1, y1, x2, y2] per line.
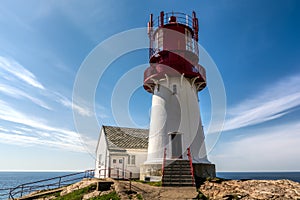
[145, 75, 210, 164]
[95, 129, 109, 178]
[125, 149, 148, 179]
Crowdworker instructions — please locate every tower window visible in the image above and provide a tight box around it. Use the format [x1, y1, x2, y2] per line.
[173, 84, 177, 94]
[156, 84, 160, 92]
[186, 28, 193, 51]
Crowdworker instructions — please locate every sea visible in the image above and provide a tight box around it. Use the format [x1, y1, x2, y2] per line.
[0, 171, 299, 199]
[0, 172, 72, 200]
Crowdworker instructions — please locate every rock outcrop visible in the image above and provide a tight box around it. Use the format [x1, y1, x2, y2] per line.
[200, 179, 300, 199]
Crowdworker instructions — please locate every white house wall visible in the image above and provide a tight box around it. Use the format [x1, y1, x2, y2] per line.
[95, 129, 109, 178]
[109, 149, 147, 179]
[125, 149, 148, 179]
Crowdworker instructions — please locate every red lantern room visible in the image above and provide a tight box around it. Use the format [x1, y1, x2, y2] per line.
[143, 11, 206, 93]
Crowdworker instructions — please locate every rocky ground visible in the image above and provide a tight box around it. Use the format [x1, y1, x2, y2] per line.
[115, 179, 300, 200]
[27, 178, 300, 200]
[200, 179, 300, 200]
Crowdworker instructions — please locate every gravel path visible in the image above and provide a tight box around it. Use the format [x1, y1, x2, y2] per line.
[115, 180, 198, 199]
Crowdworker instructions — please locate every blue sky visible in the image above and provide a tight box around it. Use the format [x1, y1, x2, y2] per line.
[0, 1, 299, 172]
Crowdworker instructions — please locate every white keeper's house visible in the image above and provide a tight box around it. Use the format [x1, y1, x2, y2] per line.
[94, 125, 148, 179]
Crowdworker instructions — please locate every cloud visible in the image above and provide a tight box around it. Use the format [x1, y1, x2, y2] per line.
[60, 97, 92, 117]
[0, 56, 95, 117]
[0, 100, 86, 152]
[48, 91, 94, 117]
[210, 121, 300, 171]
[222, 74, 300, 132]
[0, 56, 45, 89]
[0, 83, 51, 110]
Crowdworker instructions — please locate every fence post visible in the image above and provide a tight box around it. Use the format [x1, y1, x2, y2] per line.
[58, 177, 62, 188]
[20, 185, 24, 197]
[129, 172, 132, 191]
[9, 193, 12, 200]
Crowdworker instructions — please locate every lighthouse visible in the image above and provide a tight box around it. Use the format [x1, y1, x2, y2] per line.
[141, 11, 215, 182]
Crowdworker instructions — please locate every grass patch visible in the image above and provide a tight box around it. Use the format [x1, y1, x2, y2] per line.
[195, 191, 208, 200]
[54, 184, 96, 200]
[136, 193, 143, 200]
[206, 177, 228, 183]
[88, 191, 120, 200]
[38, 191, 61, 198]
[134, 180, 162, 187]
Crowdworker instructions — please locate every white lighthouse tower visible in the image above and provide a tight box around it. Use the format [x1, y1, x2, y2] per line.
[141, 11, 215, 183]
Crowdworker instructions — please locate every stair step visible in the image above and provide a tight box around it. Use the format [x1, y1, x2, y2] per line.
[163, 179, 193, 183]
[164, 167, 190, 169]
[164, 174, 192, 179]
[164, 169, 191, 172]
[165, 160, 190, 164]
[164, 165, 190, 168]
[162, 159, 194, 187]
[163, 171, 191, 175]
[163, 176, 192, 180]
[165, 163, 190, 166]
[162, 182, 194, 187]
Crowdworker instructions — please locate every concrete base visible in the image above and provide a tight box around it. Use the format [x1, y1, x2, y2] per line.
[140, 163, 162, 181]
[193, 163, 216, 178]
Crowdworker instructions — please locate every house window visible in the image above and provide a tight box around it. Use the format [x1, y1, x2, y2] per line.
[119, 159, 123, 164]
[131, 155, 135, 165]
[113, 159, 116, 164]
[128, 155, 136, 165]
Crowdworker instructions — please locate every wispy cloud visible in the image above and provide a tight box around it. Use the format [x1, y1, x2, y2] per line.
[48, 91, 93, 117]
[0, 54, 116, 153]
[0, 83, 51, 110]
[0, 56, 95, 117]
[222, 74, 300, 132]
[0, 56, 45, 89]
[0, 100, 86, 152]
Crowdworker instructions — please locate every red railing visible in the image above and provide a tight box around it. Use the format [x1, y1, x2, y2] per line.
[187, 147, 195, 186]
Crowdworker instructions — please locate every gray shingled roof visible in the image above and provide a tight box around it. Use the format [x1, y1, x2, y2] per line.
[103, 126, 149, 150]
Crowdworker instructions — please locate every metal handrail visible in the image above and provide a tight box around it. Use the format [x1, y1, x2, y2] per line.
[152, 12, 194, 28]
[187, 147, 195, 186]
[8, 169, 94, 200]
[0, 188, 12, 199]
[148, 11, 199, 59]
[98, 168, 133, 180]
